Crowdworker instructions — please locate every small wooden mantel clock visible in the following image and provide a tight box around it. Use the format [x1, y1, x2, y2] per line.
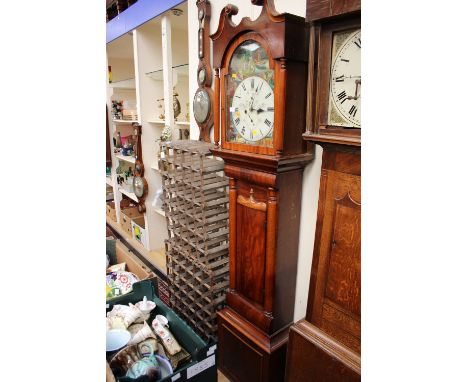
[210, 1, 311, 380]
[285, 0, 361, 380]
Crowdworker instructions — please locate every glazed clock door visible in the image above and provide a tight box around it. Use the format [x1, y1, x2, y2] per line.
[221, 34, 277, 155]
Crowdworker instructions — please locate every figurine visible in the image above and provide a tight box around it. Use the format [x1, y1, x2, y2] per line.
[173, 89, 181, 121]
[116, 132, 122, 148]
[160, 125, 172, 142]
[156, 98, 165, 120]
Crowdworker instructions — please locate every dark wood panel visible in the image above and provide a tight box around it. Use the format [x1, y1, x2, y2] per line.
[218, 308, 290, 382]
[325, 195, 361, 315]
[285, 320, 360, 382]
[220, 323, 264, 382]
[306, 148, 361, 353]
[306, 0, 361, 22]
[236, 203, 267, 306]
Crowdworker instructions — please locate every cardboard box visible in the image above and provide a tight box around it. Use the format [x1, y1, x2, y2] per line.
[120, 207, 142, 238]
[106, 201, 117, 222]
[115, 240, 155, 281]
[131, 216, 146, 246]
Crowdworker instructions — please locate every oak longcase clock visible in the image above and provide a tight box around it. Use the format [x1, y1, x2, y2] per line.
[210, 1, 312, 381]
[285, 1, 361, 381]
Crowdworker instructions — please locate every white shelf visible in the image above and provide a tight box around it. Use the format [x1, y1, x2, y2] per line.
[113, 119, 138, 124]
[118, 187, 138, 202]
[154, 208, 165, 217]
[147, 119, 165, 124]
[146, 64, 188, 81]
[151, 163, 160, 171]
[115, 154, 136, 164]
[175, 121, 190, 127]
[106, 176, 113, 186]
[110, 78, 136, 89]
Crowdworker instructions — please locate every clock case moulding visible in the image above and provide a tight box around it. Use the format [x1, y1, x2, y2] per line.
[209, 1, 313, 381]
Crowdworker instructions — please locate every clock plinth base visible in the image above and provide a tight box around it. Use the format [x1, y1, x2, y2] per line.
[285, 320, 361, 382]
[217, 307, 290, 382]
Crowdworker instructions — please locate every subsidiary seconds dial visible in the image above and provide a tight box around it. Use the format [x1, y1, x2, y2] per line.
[330, 30, 361, 128]
[230, 76, 274, 142]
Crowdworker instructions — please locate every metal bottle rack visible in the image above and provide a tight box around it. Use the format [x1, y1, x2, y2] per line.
[159, 140, 229, 341]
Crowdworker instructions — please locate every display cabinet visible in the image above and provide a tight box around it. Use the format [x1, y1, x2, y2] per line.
[106, 2, 191, 273]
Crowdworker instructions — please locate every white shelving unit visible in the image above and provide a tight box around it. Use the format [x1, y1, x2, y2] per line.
[115, 154, 136, 164]
[106, 2, 189, 260]
[154, 208, 166, 217]
[118, 187, 138, 203]
[113, 119, 138, 124]
[110, 78, 136, 89]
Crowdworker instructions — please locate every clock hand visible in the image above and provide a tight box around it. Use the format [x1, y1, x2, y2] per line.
[334, 75, 361, 80]
[346, 79, 361, 100]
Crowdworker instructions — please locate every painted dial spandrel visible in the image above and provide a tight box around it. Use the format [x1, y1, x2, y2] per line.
[225, 40, 274, 146]
[328, 29, 361, 128]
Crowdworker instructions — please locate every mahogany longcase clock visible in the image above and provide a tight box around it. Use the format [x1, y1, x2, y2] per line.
[210, 1, 311, 381]
[285, 0, 361, 380]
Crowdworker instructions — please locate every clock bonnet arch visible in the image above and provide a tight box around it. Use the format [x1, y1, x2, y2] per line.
[210, 0, 309, 157]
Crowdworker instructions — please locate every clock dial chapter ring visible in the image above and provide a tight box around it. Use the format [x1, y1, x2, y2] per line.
[330, 29, 361, 128]
[230, 76, 274, 143]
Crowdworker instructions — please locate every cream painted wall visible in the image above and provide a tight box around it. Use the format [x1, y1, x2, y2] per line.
[188, 0, 322, 322]
[107, 57, 135, 82]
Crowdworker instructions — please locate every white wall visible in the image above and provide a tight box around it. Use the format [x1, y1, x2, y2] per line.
[188, 0, 322, 321]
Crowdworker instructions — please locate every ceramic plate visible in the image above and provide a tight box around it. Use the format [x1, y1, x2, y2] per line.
[106, 271, 139, 299]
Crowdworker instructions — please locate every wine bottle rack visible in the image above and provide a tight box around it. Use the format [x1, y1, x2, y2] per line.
[160, 140, 229, 341]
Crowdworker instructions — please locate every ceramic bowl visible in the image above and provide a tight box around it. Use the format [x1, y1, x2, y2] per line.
[106, 329, 131, 352]
[110, 344, 141, 374]
[155, 355, 173, 378]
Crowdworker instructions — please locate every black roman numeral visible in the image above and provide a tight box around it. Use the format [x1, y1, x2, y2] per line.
[354, 38, 361, 48]
[337, 90, 347, 103]
[241, 126, 245, 135]
[267, 107, 274, 111]
[264, 119, 272, 127]
[335, 75, 345, 82]
[265, 92, 272, 99]
[251, 78, 255, 89]
[341, 59, 350, 62]
[349, 105, 357, 117]
[242, 83, 246, 91]
[235, 118, 240, 126]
